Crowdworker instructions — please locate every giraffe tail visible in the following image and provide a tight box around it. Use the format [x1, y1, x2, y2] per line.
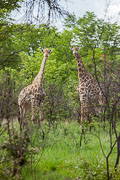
[18, 108, 21, 123]
[18, 105, 24, 130]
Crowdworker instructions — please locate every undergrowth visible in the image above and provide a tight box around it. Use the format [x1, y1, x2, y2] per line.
[20, 121, 120, 180]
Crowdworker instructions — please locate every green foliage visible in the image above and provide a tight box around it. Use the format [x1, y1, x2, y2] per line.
[1, 120, 120, 179]
[0, 11, 120, 121]
[20, 121, 120, 180]
[64, 14, 77, 28]
[0, 0, 23, 12]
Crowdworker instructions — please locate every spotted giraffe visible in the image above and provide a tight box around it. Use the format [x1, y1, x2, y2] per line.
[18, 48, 52, 124]
[71, 46, 105, 123]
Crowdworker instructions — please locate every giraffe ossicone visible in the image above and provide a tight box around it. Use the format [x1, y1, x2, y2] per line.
[18, 48, 52, 126]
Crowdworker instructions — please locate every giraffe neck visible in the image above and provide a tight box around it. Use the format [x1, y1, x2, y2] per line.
[33, 56, 48, 86]
[75, 53, 86, 82]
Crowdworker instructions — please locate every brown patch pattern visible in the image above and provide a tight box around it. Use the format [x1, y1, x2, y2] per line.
[18, 49, 52, 124]
[71, 46, 105, 123]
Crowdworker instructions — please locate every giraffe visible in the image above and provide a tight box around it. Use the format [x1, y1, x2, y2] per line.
[18, 48, 52, 125]
[71, 46, 105, 123]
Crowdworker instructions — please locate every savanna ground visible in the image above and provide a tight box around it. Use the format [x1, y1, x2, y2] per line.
[0, 119, 120, 180]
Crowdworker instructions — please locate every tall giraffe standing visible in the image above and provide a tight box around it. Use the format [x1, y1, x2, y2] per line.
[71, 46, 105, 123]
[18, 48, 52, 124]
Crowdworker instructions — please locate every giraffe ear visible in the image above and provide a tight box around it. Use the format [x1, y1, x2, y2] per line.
[70, 47, 73, 50]
[77, 47, 80, 50]
[49, 49, 53, 53]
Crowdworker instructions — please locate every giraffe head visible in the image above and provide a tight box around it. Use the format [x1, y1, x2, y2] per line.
[71, 46, 80, 56]
[41, 48, 53, 57]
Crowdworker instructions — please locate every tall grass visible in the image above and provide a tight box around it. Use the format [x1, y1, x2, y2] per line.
[21, 121, 120, 180]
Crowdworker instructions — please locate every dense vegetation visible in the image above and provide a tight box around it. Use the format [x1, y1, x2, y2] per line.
[0, 1, 120, 179]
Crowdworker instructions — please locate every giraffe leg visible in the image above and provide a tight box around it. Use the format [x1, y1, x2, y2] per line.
[98, 94, 105, 114]
[80, 106, 83, 124]
[38, 102, 44, 123]
[80, 102, 88, 123]
[31, 100, 36, 123]
[18, 106, 22, 123]
[38, 92, 45, 123]
[79, 94, 89, 123]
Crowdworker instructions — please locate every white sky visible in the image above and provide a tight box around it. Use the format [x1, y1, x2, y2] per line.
[12, 0, 120, 28]
[65, 0, 120, 18]
[53, 0, 120, 29]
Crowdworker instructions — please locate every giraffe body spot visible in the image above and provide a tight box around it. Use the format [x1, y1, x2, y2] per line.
[71, 45, 105, 123]
[18, 48, 52, 123]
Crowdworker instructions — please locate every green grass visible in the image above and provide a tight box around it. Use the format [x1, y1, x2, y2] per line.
[20, 121, 120, 180]
[0, 120, 120, 179]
